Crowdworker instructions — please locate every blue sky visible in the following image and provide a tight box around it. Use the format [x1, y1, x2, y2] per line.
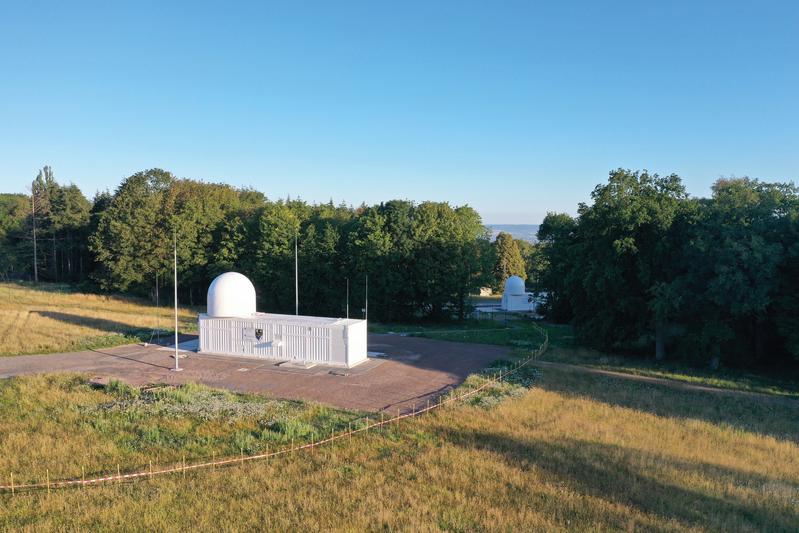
[1, 1, 796, 223]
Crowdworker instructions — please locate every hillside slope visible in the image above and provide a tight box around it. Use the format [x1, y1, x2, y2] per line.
[0, 282, 196, 356]
[1, 364, 796, 531]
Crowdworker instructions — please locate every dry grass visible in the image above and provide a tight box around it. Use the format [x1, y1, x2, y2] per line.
[0, 282, 197, 356]
[1, 365, 797, 531]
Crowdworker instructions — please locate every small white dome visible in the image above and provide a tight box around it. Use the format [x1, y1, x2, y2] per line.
[207, 272, 256, 318]
[503, 275, 526, 296]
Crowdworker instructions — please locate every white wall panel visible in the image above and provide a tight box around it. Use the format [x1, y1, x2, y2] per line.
[198, 313, 367, 368]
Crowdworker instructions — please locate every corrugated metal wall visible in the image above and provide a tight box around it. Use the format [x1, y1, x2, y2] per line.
[199, 317, 335, 363]
[198, 315, 368, 367]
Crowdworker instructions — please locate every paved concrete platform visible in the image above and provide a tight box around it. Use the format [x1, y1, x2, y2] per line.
[0, 334, 509, 413]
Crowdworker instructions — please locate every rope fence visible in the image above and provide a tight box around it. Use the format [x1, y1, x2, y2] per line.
[1, 323, 549, 495]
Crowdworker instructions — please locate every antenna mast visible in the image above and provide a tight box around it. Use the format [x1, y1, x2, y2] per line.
[31, 183, 38, 282]
[172, 229, 182, 372]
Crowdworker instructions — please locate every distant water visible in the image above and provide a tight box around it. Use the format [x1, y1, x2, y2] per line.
[486, 224, 540, 243]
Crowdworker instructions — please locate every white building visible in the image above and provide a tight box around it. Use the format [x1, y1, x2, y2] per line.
[198, 272, 368, 368]
[500, 275, 537, 312]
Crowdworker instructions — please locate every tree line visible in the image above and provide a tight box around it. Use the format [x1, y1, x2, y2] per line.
[537, 169, 799, 369]
[2, 165, 795, 369]
[0, 166, 93, 282]
[0, 167, 532, 322]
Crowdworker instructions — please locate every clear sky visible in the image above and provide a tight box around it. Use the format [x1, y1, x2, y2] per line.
[1, 1, 796, 223]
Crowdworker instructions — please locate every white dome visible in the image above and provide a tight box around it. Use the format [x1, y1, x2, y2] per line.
[503, 275, 526, 296]
[207, 272, 256, 318]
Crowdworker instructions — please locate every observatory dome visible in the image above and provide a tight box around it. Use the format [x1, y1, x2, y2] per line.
[207, 272, 257, 318]
[503, 275, 526, 296]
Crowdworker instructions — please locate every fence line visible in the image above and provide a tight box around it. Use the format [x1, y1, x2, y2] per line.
[1, 324, 548, 494]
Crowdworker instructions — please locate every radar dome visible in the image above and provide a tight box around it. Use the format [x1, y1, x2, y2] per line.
[207, 272, 256, 318]
[503, 275, 526, 296]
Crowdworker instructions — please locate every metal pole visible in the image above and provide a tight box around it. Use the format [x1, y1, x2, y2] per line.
[31, 185, 38, 282]
[173, 229, 182, 372]
[365, 274, 368, 321]
[295, 231, 299, 316]
[346, 277, 349, 319]
[155, 271, 160, 344]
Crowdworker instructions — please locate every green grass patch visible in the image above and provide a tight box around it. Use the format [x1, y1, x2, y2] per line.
[456, 362, 542, 409]
[370, 319, 547, 349]
[372, 317, 798, 399]
[537, 323, 799, 399]
[0, 374, 366, 483]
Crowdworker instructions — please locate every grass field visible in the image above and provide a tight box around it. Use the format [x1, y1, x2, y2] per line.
[1, 364, 797, 531]
[2, 283, 798, 530]
[0, 282, 197, 356]
[371, 319, 799, 399]
[0, 374, 367, 483]
[370, 319, 547, 350]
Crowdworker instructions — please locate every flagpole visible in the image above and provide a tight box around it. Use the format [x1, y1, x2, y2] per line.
[172, 228, 182, 372]
[365, 274, 368, 321]
[294, 231, 299, 316]
[156, 270, 160, 344]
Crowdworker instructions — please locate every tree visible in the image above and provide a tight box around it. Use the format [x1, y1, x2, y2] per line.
[0, 194, 30, 279]
[537, 213, 577, 322]
[536, 170, 688, 358]
[536, 169, 799, 370]
[251, 201, 300, 313]
[31, 166, 56, 281]
[575, 169, 687, 357]
[493, 232, 526, 292]
[89, 169, 174, 293]
[515, 239, 545, 291]
[50, 183, 90, 280]
[677, 178, 795, 366]
[165, 180, 243, 304]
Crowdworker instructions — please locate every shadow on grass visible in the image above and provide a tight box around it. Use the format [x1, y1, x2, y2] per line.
[32, 310, 151, 336]
[443, 429, 799, 531]
[534, 365, 799, 442]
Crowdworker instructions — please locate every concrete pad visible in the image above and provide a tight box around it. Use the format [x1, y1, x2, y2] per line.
[0, 334, 510, 413]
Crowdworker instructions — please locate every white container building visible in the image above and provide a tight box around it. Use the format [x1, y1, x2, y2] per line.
[198, 272, 368, 368]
